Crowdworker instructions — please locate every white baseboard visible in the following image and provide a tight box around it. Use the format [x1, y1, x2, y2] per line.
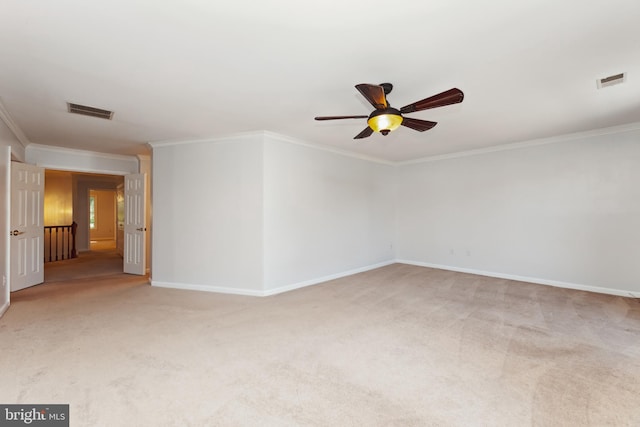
[151, 260, 639, 299]
[396, 259, 640, 298]
[262, 260, 396, 296]
[150, 280, 265, 297]
[150, 260, 396, 297]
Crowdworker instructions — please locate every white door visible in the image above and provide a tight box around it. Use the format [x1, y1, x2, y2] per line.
[124, 173, 146, 275]
[0, 147, 10, 317]
[10, 162, 44, 291]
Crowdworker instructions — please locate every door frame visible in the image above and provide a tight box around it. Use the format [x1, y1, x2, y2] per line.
[0, 146, 10, 317]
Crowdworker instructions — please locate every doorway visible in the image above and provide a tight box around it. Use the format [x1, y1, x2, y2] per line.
[89, 188, 117, 250]
[44, 170, 124, 283]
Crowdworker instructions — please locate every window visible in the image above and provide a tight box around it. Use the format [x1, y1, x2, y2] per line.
[89, 196, 96, 229]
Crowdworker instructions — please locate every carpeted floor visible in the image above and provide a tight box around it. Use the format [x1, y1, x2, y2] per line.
[44, 240, 123, 283]
[1, 264, 639, 426]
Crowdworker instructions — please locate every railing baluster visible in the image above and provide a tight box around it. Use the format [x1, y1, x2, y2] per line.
[71, 222, 77, 259]
[48, 227, 52, 262]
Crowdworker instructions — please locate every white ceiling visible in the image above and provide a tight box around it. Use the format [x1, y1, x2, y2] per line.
[1, 0, 639, 162]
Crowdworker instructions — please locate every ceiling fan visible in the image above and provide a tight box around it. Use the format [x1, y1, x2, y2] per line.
[315, 83, 464, 139]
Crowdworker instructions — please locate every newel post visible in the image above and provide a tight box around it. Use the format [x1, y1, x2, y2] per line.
[71, 221, 78, 259]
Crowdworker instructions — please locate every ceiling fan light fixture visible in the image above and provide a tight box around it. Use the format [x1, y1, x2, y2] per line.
[367, 108, 403, 134]
[315, 84, 464, 139]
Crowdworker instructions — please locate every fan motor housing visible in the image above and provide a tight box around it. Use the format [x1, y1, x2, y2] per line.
[368, 107, 403, 135]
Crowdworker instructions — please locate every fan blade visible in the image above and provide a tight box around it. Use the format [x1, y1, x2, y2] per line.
[315, 115, 368, 121]
[355, 84, 388, 110]
[354, 127, 374, 139]
[400, 88, 464, 114]
[401, 117, 438, 132]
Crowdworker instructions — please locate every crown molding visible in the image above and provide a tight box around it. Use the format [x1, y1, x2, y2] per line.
[0, 97, 30, 147]
[147, 131, 265, 148]
[262, 131, 395, 166]
[149, 122, 640, 167]
[399, 121, 640, 165]
[149, 130, 394, 166]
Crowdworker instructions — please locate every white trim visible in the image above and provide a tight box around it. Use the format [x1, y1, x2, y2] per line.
[0, 98, 30, 148]
[136, 154, 151, 164]
[150, 260, 395, 297]
[2, 146, 10, 317]
[148, 121, 640, 167]
[2, 100, 640, 168]
[262, 131, 395, 166]
[149, 130, 394, 166]
[148, 131, 264, 148]
[399, 121, 640, 165]
[262, 260, 396, 296]
[396, 259, 640, 298]
[25, 143, 138, 175]
[147, 122, 640, 167]
[42, 166, 132, 175]
[150, 280, 265, 297]
[26, 143, 138, 162]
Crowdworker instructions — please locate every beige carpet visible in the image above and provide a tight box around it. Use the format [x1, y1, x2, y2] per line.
[1, 264, 639, 426]
[44, 243, 123, 283]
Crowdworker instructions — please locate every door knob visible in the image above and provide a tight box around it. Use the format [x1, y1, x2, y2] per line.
[10, 230, 24, 236]
[136, 227, 147, 232]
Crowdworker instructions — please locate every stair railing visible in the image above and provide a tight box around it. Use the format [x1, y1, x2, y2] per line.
[44, 221, 77, 262]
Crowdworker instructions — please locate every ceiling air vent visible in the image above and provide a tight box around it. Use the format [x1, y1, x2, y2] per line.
[67, 102, 114, 120]
[597, 72, 626, 89]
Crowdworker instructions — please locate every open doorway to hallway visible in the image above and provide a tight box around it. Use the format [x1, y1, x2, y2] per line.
[44, 169, 124, 283]
[88, 187, 122, 253]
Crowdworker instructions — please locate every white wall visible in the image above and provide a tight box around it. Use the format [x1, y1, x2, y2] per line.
[263, 135, 395, 293]
[151, 135, 265, 293]
[151, 127, 639, 298]
[150, 132, 396, 296]
[396, 128, 640, 296]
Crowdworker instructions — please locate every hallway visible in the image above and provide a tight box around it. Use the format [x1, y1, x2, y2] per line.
[44, 240, 123, 283]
